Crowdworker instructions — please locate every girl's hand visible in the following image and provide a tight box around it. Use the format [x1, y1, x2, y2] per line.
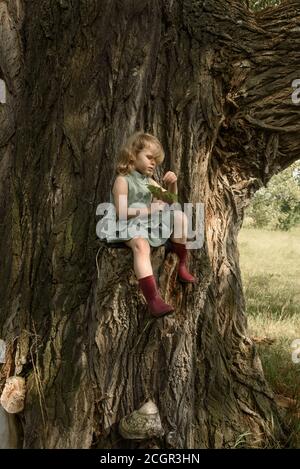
[162, 171, 177, 185]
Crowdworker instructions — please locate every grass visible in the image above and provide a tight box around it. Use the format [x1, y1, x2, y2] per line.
[238, 225, 300, 448]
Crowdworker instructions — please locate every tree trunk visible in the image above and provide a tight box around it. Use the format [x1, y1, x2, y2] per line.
[0, 0, 299, 448]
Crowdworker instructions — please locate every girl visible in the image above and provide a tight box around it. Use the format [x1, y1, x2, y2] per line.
[101, 131, 197, 318]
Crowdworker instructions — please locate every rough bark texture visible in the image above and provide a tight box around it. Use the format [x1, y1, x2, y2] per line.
[0, 0, 299, 448]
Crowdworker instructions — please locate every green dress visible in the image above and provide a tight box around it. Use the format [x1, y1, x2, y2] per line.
[98, 169, 174, 247]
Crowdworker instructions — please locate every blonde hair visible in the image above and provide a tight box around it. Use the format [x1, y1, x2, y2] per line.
[115, 131, 165, 175]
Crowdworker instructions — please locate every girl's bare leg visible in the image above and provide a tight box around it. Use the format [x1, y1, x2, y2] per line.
[167, 210, 197, 283]
[124, 237, 153, 279]
[125, 237, 174, 316]
[170, 210, 188, 244]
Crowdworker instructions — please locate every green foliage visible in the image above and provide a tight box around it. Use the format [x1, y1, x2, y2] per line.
[244, 161, 300, 231]
[147, 184, 179, 204]
[244, 0, 282, 11]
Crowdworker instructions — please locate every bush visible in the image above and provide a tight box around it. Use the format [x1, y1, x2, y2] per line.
[245, 161, 300, 231]
[245, 0, 282, 10]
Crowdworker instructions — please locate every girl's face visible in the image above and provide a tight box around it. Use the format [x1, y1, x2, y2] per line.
[133, 143, 158, 176]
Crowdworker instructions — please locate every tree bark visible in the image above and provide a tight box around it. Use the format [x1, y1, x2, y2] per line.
[0, 0, 299, 448]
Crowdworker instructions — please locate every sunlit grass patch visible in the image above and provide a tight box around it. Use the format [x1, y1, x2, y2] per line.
[238, 226, 300, 447]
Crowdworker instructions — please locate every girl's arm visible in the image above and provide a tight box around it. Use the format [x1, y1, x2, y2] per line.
[112, 176, 150, 219]
[162, 172, 178, 195]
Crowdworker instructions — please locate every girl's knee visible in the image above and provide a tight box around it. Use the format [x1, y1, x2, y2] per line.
[174, 210, 188, 223]
[130, 237, 150, 253]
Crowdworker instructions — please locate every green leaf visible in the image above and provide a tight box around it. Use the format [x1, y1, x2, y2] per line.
[146, 184, 180, 204]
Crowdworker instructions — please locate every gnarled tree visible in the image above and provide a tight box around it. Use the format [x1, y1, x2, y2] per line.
[0, 0, 299, 449]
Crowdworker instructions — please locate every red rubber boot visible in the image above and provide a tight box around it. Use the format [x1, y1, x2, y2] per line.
[138, 274, 174, 318]
[168, 240, 197, 283]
